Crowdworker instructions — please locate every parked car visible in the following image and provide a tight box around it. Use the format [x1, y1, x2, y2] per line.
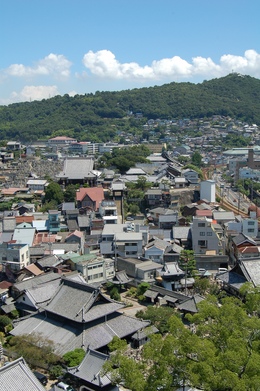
[33, 371, 48, 386]
[56, 382, 75, 391]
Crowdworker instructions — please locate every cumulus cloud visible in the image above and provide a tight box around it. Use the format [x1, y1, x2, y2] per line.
[10, 85, 59, 103]
[82, 49, 260, 81]
[6, 54, 72, 78]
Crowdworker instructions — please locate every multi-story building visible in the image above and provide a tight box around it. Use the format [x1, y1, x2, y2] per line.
[48, 210, 60, 234]
[191, 216, 225, 255]
[0, 243, 30, 272]
[99, 200, 118, 224]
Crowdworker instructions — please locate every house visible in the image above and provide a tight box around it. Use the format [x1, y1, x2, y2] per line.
[172, 226, 191, 248]
[148, 207, 178, 228]
[174, 177, 188, 188]
[100, 224, 144, 258]
[228, 233, 258, 262]
[99, 200, 118, 224]
[0, 357, 46, 391]
[116, 256, 162, 284]
[26, 179, 49, 192]
[65, 230, 85, 254]
[48, 210, 60, 234]
[48, 136, 77, 145]
[212, 210, 235, 225]
[13, 202, 35, 215]
[191, 217, 225, 255]
[183, 168, 199, 184]
[156, 262, 185, 290]
[144, 237, 172, 263]
[11, 278, 150, 356]
[145, 189, 163, 208]
[76, 187, 104, 212]
[224, 214, 258, 239]
[0, 243, 30, 272]
[64, 254, 115, 284]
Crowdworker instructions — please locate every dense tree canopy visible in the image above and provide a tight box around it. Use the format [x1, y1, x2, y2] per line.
[1, 74, 260, 142]
[104, 295, 260, 391]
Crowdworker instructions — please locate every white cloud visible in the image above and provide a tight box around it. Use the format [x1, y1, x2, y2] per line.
[6, 54, 72, 78]
[10, 85, 59, 103]
[82, 49, 260, 81]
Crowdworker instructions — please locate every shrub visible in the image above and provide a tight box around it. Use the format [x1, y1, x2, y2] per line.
[49, 365, 64, 380]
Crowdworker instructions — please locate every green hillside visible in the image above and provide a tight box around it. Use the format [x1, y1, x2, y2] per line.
[0, 73, 260, 142]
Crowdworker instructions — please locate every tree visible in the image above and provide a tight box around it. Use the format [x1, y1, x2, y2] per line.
[136, 306, 176, 334]
[44, 181, 64, 205]
[128, 203, 140, 216]
[179, 250, 196, 277]
[63, 184, 76, 202]
[106, 296, 260, 391]
[63, 348, 85, 367]
[108, 336, 128, 352]
[6, 333, 60, 368]
[191, 151, 203, 167]
[0, 315, 12, 332]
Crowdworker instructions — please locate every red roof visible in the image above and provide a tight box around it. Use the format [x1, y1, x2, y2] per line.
[76, 187, 104, 210]
[16, 216, 34, 224]
[195, 210, 213, 217]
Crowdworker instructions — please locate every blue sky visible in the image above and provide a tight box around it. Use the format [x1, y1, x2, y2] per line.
[1, 0, 260, 105]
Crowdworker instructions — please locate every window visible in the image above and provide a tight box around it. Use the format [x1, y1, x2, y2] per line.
[248, 221, 255, 226]
[207, 232, 212, 236]
[198, 223, 205, 227]
[248, 228, 255, 233]
[200, 232, 205, 236]
[198, 240, 207, 247]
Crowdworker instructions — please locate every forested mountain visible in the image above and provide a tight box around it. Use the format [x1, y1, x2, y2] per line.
[0, 73, 260, 142]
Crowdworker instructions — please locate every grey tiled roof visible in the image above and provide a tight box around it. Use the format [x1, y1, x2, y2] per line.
[11, 312, 150, 356]
[44, 279, 98, 322]
[83, 315, 150, 350]
[78, 215, 90, 228]
[24, 278, 61, 306]
[216, 271, 247, 290]
[11, 313, 80, 356]
[58, 158, 95, 180]
[0, 357, 46, 391]
[12, 272, 61, 293]
[36, 255, 62, 268]
[240, 260, 260, 286]
[68, 349, 111, 386]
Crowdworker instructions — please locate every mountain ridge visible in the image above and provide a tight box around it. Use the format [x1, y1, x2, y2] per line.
[0, 73, 259, 142]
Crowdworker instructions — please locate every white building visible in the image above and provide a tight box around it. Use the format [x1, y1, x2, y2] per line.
[0, 243, 30, 272]
[200, 180, 216, 203]
[99, 200, 118, 224]
[191, 217, 225, 255]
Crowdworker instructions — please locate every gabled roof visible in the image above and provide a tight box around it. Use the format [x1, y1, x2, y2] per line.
[11, 311, 150, 356]
[68, 348, 111, 387]
[58, 158, 95, 180]
[146, 238, 171, 251]
[216, 270, 247, 291]
[0, 357, 46, 391]
[23, 264, 44, 276]
[76, 187, 104, 210]
[232, 233, 257, 247]
[43, 278, 124, 323]
[239, 259, 260, 286]
[177, 295, 204, 313]
[65, 229, 83, 240]
[12, 271, 61, 293]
